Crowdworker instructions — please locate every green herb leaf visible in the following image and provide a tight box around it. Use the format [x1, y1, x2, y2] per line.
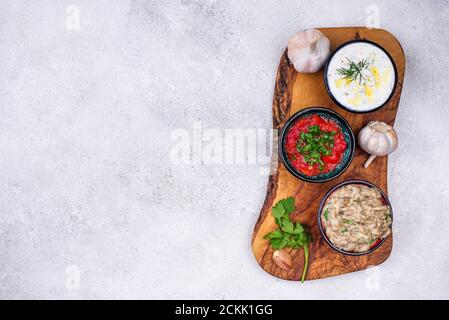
[271, 205, 285, 219]
[336, 57, 370, 84]
[274, 217, 281, 226]
[263, 229, 284, 240]
[324, 208, 329, 221]
[270, 238, 284, 250]
[299, 232, 308, 243]
[293, 223, 304, 235]
[264, 198, 311, 283]
[282, 197, 295, 214]
[296, 124, 338, 172]
[281, 219, 294, 234]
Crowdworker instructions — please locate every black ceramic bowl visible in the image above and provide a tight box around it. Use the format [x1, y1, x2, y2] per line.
[323, 39, 398, 114]
[317, 179, 393, 256]
[279, 107, 355, 183]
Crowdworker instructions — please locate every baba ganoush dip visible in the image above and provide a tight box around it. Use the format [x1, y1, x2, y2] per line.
[321, 183, 392, 253]
[326, 41, 396, 112]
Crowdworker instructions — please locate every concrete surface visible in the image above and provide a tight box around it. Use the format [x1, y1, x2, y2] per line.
[0, 0, 448, 299]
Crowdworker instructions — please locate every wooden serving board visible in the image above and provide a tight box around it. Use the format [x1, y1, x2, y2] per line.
[251, 27, 405, 281]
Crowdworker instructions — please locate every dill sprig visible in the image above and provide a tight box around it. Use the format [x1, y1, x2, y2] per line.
[336, 57, 370, 84]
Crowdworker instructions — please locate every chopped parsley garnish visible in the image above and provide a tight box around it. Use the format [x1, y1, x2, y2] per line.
[296, 125, 336, 171]
[324, 208, 329, 221]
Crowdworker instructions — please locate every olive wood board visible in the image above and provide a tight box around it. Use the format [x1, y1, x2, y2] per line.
[251, 27, 405, 281]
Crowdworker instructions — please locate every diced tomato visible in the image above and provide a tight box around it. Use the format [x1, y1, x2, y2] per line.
[322, 153, 340, 164]
[285, 114, 347, 176]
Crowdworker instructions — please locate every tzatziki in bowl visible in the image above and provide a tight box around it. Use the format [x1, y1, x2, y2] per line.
[324, 40, 397, 113]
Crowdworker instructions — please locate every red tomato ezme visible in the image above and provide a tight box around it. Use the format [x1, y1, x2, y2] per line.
[285, 114, 347, 176]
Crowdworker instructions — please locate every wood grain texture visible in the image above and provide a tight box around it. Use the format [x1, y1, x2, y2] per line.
[251, 27, 405, 281]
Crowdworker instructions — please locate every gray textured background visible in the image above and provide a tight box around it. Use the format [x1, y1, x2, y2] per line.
[1, 0, 448, 299]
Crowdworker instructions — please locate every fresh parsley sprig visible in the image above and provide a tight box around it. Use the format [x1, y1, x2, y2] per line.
[264, 197, 311, 283]
[336, 57, 370, 84]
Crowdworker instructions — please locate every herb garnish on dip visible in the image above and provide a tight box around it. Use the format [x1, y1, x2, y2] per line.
[285, 114, 347, 176]
[326, 41, 396, 112]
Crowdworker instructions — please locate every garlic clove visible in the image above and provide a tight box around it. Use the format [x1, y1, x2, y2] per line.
[272, 249, 293, 270]
[358, 121, 398, 168]
[364, 154, 378, 169]
[287, 29, 330, 73]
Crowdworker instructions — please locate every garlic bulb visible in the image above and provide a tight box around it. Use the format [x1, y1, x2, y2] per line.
[287, 29, 330, 73]
[358, 121, 398, 168]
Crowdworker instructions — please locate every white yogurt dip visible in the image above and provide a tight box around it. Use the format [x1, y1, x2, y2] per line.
[326, 41, 396, 112]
